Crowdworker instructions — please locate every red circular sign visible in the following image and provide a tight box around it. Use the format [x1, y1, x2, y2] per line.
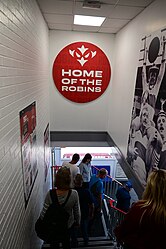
[52, 42, 111, 103]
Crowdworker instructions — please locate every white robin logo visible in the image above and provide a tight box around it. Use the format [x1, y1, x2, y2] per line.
[69, 44, 97, 66]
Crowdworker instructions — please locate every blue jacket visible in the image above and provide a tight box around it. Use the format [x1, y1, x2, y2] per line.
[116, 187, 131, 212]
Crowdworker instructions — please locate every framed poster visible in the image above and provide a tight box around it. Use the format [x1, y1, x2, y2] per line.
[44, 123, 50, 181]
[20, 102, 38, 207]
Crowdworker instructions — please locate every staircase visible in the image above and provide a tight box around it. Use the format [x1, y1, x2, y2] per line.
[77, 236, 115, 248]
[42, 237, 115, 249]
[43, 165, 128, 249]
[42, 209, 115, 249]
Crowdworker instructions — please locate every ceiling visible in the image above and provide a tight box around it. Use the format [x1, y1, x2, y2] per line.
[37, 0, 155, 34]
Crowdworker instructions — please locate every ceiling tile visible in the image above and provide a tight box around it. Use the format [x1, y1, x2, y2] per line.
[117, 0, 154, 7]
[37, 0, 73, 14]
[99, 26, 120, 34]
[107, 5, 144, 19]
[103, 18, 130, 28]
[48, 23, 72, 31]
[73, 24, 100, 33]
[37, 0, 156, 34]
[44, 14, 73, 24]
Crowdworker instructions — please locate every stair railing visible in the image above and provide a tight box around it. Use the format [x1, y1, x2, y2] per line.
[91, 165, 126, 248]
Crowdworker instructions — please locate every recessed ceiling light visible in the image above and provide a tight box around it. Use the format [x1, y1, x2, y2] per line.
[74, 15, 105, 27]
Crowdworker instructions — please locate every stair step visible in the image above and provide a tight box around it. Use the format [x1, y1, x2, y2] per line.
[42, 238, 114, 248]
[79, 239, 114, 247]
[42, 245, 114, 249]
[78, 236, 110, 241]
[80, 246, 114, 249]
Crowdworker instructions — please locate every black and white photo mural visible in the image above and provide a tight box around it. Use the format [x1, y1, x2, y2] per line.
[127, 28, 166, 187]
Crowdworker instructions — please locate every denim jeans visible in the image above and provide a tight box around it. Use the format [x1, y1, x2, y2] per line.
[80, 218, 89, 243]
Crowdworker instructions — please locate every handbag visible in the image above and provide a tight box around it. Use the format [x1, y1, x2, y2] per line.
[35, 217, 46, 241]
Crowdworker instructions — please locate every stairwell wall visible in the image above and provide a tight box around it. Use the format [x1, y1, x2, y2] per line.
[0, 0, 50, 248]
[108, 0, 166, 156]
[49, 30, 115, 132]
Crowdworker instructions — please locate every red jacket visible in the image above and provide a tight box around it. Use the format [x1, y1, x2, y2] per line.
[114, 202, 166, 249]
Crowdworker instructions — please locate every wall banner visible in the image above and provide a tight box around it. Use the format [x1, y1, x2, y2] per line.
[19, 102, 38, 207]
[52, 41, 111, 103]
[127, 28, 166, 187]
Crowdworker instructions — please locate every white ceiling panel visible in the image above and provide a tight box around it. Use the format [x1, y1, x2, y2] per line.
[37, 0, 73, 14]
[99, 26, 120, 34]
[107, 5, 144, 19]
[103, 18, 130, 28]
[117, 0, 154, 7]
[73, 24, 100, 33]
[49, 23, 73, 31]
[44, 14, 73, 24]
[37, 0, 155, 34]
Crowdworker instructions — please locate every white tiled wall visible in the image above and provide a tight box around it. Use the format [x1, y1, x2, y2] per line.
[0, 0, 49, 248]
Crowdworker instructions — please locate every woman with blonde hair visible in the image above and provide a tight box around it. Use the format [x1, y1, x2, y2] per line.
[114, 169, 166, 249]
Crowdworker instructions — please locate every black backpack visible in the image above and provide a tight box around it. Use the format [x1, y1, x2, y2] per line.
[35, 189, 71, 242]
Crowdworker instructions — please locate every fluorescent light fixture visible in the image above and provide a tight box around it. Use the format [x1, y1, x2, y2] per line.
[74, 15, 105, 27]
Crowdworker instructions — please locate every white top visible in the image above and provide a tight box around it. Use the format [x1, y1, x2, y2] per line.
[62, 162, 80, 188]
[79, 162, 92, 182]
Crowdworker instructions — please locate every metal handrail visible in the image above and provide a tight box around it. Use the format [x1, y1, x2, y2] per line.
[51, 164, 123, 200]
[108, 200, 126, 248]
[92, 165, 123, 185]
[91, 165, 126, 248]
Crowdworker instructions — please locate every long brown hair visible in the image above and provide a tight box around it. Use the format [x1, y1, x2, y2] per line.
[141, 169, 166, 225]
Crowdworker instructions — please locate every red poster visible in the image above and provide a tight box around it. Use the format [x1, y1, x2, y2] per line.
[20, 102, 37, 207]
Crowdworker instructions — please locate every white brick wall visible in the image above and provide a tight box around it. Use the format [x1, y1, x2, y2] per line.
[0, 0, 50, 248]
